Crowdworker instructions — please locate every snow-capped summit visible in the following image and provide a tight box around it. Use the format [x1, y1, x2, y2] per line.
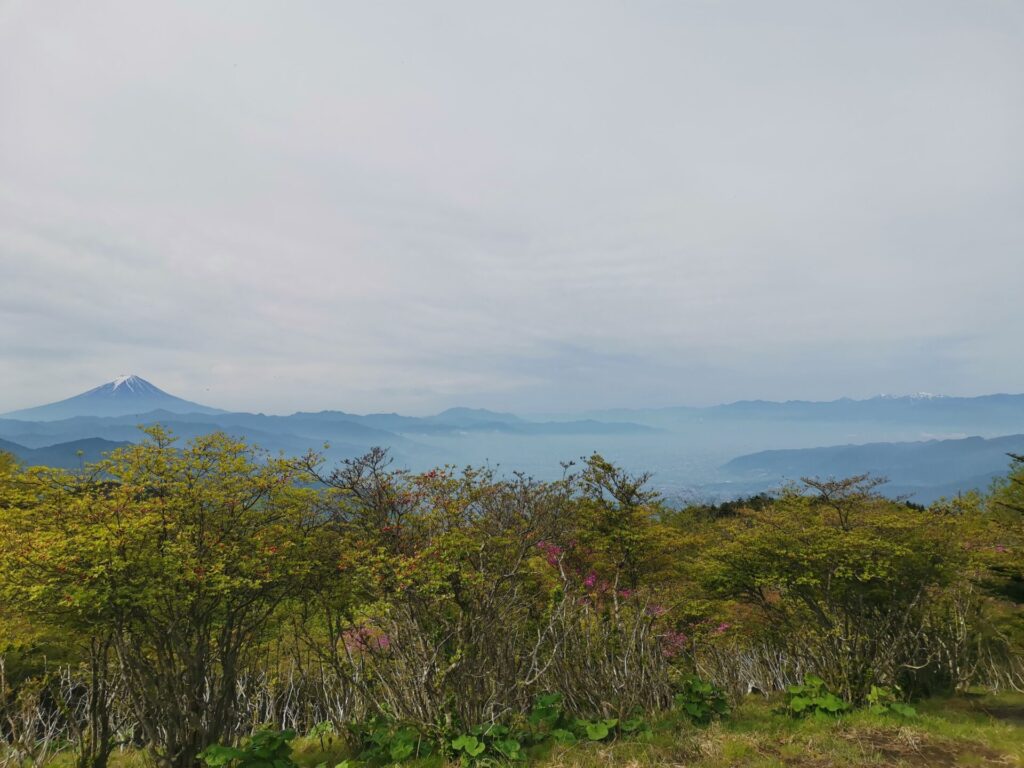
[875, 392, 947, 401]
[2, 375, 224, 421]
[111, 374, 145, 390]
[104, 374, 172, 395]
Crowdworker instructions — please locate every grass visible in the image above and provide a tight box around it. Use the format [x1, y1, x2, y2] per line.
[287, 693, 1024, 768]
[36, 693, 1024, 768]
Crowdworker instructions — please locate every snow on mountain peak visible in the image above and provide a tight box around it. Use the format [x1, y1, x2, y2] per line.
[111, 374, 145, 391]
[875, 392, 947, 400]
[2, 376, 224, 420]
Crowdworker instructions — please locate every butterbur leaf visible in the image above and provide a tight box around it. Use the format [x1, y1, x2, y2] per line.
[585, 722, 609, 741]
[620, 717, 645, 733]
[551, 729, 576, 745]
[395, 727, 418, 743]
[821, 694, 848, 713]
[529, 705, 560, 727]
[389, 741, 414, 761]
[494, 738, 521, 757]
[451, 734, 476, 751]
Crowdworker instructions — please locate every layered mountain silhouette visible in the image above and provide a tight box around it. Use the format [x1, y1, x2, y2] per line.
[3, 375, 224, 421]
[0, 376, 658, 474]
[720, 433, 1024, 503]
[3, 376, 1024, 503]
[576, 392, 1024, 432]
[0, 436, 132, 468]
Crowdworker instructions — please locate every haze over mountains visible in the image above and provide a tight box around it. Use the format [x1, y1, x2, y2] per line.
[3, 376, 1023, 503]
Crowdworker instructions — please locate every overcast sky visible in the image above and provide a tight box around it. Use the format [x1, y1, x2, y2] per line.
[1, 1, 1022, 415]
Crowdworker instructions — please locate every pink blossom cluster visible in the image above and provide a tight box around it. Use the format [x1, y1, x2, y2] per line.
[535, 542, 641, 601]
[536, 540, 564, 567]
[581, 571, 617, 594]
[342, 626, 391, 653]
[661, 630, 689, 659]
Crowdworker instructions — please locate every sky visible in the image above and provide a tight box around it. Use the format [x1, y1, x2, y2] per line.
[1, 1, 1022, 415]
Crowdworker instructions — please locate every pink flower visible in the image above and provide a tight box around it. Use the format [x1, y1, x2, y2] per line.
[342, 626, 391, 653]
[583, 572, 598, 589]
[661, 630, 689, 659]
[536, 541, 564, 567]
[618, 589, 634, 599]
[712, 622, 731, 636]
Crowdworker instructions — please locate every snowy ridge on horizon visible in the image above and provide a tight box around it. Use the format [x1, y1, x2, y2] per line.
[874, 392, 947, 400]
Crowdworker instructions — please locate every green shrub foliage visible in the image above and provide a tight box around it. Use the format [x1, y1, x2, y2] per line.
[783, 676, 851, 718]
[674, 676, 730, 724]
[0, 437, 1021, 767]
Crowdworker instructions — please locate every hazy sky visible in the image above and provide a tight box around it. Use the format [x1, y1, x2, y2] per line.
[1, 1, 1022, 415]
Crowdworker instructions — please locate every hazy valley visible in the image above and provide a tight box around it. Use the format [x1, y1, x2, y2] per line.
[4, 375, 1023, 504]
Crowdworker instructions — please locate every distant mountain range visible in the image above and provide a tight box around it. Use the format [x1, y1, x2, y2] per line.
[0, 436, 132, 469]
[573, 392, 1024, 433]
[721, 433, 1024, 503]
[3, 375, 224, 420]
[0, 376, 658, 470]
[3, 376, 1024, 503]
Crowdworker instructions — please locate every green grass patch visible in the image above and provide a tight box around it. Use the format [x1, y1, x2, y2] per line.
[50, 694, 1023, 768]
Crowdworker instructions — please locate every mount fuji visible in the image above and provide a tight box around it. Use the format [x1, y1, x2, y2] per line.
[2, 375, 225, 421]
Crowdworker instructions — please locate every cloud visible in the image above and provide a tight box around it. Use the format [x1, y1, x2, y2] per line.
[1, 0, 1022, 413]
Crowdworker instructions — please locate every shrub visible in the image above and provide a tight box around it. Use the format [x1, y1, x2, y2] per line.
[783, 676, 850, 718]
[865, 685, 916, 717]
[0, 430, 332, 768]
[673, 676, 729, 724]
[302, 452, 578, 732]
[450, 726, 524, 764]
[200, 729, 300, 768]
[702, 475, 960, 703]
[345, 715, 428, 762]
